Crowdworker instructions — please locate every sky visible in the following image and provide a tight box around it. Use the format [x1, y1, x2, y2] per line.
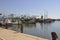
[0, 0, 60, 19]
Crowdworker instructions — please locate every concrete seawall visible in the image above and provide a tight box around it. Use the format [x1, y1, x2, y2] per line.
[0, 28, 48, 40]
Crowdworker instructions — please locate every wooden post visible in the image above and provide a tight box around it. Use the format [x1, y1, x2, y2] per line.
[20, 24, 23, 33]
[51, 32, 58, 40]
[5, 23, 8, 29]
[18, 19, 19, 25]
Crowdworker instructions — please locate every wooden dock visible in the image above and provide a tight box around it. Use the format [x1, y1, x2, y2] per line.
[0, 28, 48, 40]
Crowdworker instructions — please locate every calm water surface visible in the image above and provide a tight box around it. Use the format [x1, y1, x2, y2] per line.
[8, 21, 60, 40]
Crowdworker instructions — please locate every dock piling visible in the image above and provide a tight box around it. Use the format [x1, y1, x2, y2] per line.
[51, 32, 58, 40]
[5, 23, 8, 29]
[20, 23, 23, 33]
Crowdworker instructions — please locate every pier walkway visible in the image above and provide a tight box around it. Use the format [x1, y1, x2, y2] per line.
[0, 28, 48, 40]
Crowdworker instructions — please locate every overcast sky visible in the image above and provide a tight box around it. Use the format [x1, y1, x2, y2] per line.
[0, 0, 60, 19]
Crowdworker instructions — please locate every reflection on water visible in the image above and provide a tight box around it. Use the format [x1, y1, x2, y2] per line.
[6, 21, 60, 40]
[24, 23, 36, 27]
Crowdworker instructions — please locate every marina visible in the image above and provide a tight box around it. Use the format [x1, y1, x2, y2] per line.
[0, 21, 60, 40]
[0, 0, 60, 40]
[0, 13, 59, 40]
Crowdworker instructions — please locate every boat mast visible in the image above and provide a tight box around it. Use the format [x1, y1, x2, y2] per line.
[44, 9, 45, 19]
[44, 10, 48, 19]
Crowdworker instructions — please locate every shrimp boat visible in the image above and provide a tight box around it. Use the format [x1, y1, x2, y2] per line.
[0, 13, 12, 26]
[39, 15, 55, 23]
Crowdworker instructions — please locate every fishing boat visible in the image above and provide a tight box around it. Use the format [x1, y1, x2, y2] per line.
[39, 15, 55, 23]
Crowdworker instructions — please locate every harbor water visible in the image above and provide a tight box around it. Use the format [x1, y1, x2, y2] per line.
[7, 21, 60, 40]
